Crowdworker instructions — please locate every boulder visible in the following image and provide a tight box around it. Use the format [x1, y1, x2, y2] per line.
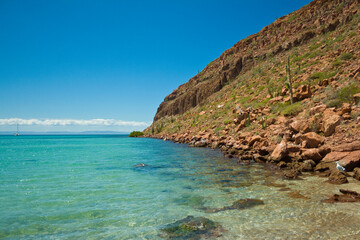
[248, 135, 263, 147]
[301, 148, 323, 162]
[339, 103, 351, 115]
[322, 151, 350, 162]
[194, 140, 207, 147]
[289, 119, 311, 133]
[327, 171, 348, 184]
[211, 141, 219, 149]
[283, 169, 301, 179]
[301, 160, 316, 172]
[318, 145, 331, 157]
[339, 150, 360, 171]
[354, 93, 360, 104]
[314, 161, 336, 173]
[322, 110, 341, 136]
[332, 141, 360, 152]
[353, 168, 360, 181]
[295, 132, 325, 148]
[287, 144, 301, 153]
[160, 216, 223, 239]
[294, 85, 312, 101]
[322, 150, 360, 171]
[310, 104, 326, 116]
[270, 140, 288, 162]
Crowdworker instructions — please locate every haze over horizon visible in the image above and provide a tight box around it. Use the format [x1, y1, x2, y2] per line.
[0, 0, 312, 132]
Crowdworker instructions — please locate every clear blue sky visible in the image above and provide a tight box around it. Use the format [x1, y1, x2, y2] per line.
[0, 0, 312, 132]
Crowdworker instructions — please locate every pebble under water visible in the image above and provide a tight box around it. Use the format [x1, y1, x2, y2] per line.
[1, 135, 360, 239]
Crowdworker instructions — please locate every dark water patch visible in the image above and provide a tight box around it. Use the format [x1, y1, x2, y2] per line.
[216, 168, 233, 172]
[23, 159, 38, 162]
[160, 215, 224, 239]
[216, 180, 252, 188]
[132, 164, 167, 173]
[200, 198, 264, 213]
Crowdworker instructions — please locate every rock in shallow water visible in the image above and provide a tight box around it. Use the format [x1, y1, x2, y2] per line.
[160, 216, 223, 239]
[323, 189, 360, 203]
[327, 170, 348, 184]
[200, 198, 264, 213]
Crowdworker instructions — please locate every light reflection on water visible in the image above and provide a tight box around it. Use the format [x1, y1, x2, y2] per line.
[0, 135, 360, 239]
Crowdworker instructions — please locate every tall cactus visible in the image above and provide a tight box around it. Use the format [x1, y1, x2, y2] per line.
[286, 56, 294, 104]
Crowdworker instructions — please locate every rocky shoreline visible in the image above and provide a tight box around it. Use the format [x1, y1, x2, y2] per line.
[144, 102, 360, 186]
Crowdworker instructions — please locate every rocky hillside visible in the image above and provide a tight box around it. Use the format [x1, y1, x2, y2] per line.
[144, 0, 360, 183]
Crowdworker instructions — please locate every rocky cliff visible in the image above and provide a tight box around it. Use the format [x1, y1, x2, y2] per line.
[154, 0, 359, 121]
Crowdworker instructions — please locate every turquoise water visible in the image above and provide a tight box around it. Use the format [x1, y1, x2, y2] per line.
[1, 135, 360, 239]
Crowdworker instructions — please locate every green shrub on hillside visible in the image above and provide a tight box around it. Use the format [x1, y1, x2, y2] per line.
[129, 131, 144, 137]
[339, 52, 353, 61]
[271, 101, 303, 116]
[309, 71, 336, 85]
[325, 99, 342, 108]
[332, 59, 342, 67]
[337, 83, 360, 103]
[324, 83, 360, 108]
[280, 102, 303, 116]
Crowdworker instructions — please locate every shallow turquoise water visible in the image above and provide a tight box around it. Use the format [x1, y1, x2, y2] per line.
[1, 135, 360, 239]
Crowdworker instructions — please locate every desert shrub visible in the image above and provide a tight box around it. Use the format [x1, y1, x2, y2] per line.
[129, 131, 144, 137]
[339, 53, 353, 61]
[325, 99, 342, 108]
[323, 83, 360, 108]
[332, 59, 342, 67]
[308, 71, 336, 85]
[337, 83, 360, 103]
[280, 102, 304, 116]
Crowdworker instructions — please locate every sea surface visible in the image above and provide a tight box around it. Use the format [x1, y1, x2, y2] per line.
[1, 135, 360, 239]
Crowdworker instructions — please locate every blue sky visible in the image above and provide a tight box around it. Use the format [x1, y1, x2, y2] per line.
[0, 0, 312, 132]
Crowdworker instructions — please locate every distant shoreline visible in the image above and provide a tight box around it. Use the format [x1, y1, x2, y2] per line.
[0, 132, 130, 136]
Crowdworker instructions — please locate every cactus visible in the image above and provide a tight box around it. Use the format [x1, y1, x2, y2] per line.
[286, 56, 294, 104]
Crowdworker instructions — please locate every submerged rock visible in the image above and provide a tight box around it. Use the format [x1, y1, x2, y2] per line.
[160, 216, 223, 239]
[323, 189, 360, 203]
[200, 198, 264, 213]
[288, 190, 309, 200]
[174, 195, 205, 209]
[133, 163, 148, 167]
[282, 169, 301, 179]
[353, 168, 360, 181]
[327, 171, 348, 184]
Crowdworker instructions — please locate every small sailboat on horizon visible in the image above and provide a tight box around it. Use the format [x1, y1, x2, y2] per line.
[14, 123, 19, 136]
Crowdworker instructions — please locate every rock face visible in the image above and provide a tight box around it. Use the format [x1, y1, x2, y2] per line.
[332, 141, 360, 152]
[271, 140, 288, 161]
[295, 132, 325, 148]
[322, 110, 341, 137]
[322, 142, 360, 171]
[301, 149, 323, 162]
[338, 151, 360, 171]
[152, 0, 360, 121]
[290, 119, 310, 133]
